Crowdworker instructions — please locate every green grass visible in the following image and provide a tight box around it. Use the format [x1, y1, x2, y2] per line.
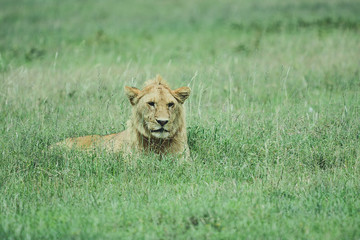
[1, 0, 360, 239]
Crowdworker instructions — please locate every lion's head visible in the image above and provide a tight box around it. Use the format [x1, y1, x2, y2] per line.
[124, 75, 191, 140]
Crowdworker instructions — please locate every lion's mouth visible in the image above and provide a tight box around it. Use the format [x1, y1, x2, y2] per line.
[151, 128, 169, 133]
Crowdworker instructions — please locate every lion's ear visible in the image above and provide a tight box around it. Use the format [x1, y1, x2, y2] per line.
[124, 86, 141, 105]
[173, 86, 191, 104]
[156, 74, 163, 81]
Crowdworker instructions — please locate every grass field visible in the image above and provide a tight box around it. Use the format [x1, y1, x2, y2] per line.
[1, 0, 360, 239]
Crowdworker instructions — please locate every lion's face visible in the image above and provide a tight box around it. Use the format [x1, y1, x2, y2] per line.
[125, 76, 190, 139]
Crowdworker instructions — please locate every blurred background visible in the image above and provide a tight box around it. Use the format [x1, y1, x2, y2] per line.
[1, 0, 359, 69]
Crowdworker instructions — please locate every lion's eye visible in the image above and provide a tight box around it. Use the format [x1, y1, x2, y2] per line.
[168, 102, 174, 108]
[147, 102, 155, 107]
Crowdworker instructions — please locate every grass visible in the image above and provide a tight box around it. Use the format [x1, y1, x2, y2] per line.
[1, 0, 360, 239]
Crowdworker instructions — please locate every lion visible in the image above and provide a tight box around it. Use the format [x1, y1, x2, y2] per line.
[53, 75, 191, 158]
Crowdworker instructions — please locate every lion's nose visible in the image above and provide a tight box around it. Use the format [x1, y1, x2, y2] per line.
[156, 119, 169, 126]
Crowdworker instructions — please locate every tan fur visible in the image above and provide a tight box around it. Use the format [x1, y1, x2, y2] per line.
[54, 75, 191, 158]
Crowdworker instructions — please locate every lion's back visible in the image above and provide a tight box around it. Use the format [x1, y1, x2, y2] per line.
[53, 130, 130, 152]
